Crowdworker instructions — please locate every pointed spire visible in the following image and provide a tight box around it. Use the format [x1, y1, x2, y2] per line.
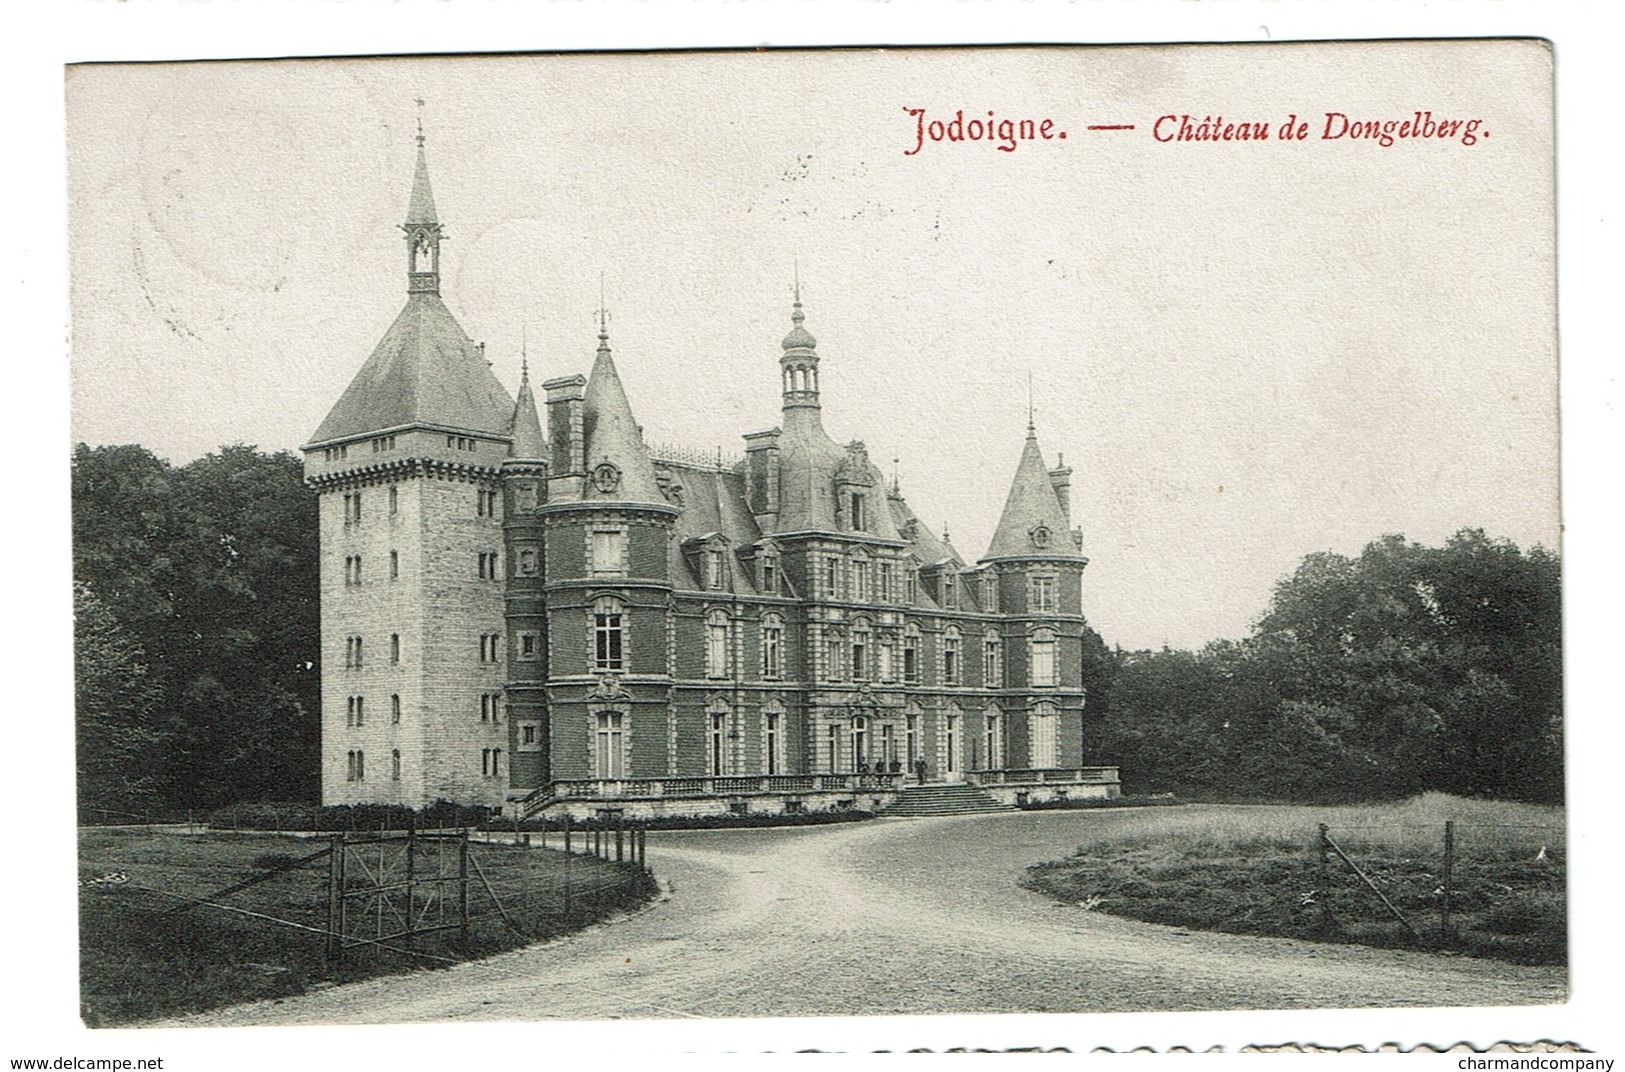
[406, 135, 438, 225]
[581, 311, 664, 504]
[508, 340, 547, 460]
[981, 430, 1083, 562]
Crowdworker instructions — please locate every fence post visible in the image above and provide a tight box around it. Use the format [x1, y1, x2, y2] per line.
[459, 830, 471, 943]
[325, 834, 343, 959]
[564, 814, 572, 856]
[404, 820, 417, 948]
[616, 821, 625, 864]
[1442, 820, 1455, 945]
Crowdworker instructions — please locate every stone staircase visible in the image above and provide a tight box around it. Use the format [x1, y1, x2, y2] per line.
[882, 781, 1016, 817]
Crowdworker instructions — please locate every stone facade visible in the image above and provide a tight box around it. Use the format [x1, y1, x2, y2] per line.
[304, 138, 1108, 814]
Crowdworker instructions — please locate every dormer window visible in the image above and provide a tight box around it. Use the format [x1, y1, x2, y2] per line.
[850, 492, 867, 532]
[943, 573, 959, 610]
[759, 554, 778, 595]
[981, 572, 999, 612]
[707, 549, 727, 590]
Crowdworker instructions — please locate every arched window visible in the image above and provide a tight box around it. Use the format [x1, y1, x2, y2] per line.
[705, 609, 730, 678]
[983, 630, 1002, 688]
[595, 711, 625, 779]
[902, 623, 921, 683]
[593, 597, 625, 672]
[1031, 628, 1057, 687]
[942, 626, 962, 685]
[825, 628, 845, 682]
[761, 613, 784, 680]
[1029, 701, 1059, 768]
[391, 749, 401, 781]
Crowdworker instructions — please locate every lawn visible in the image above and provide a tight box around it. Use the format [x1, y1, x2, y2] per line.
[79, 829, 659, 1027]
[1023, 793, 1565, 966]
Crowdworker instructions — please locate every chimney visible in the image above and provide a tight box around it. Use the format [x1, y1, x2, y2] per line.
[543, 374, 587, 476]
[1049, 453, 1073, 522]
[743, 428, 782, 520]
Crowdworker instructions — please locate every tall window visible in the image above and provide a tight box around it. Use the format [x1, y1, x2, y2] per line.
[481, 747, 504, 778]
[761, 614, 784, 680]
[851, 620, 871, 681]
[346, 694, 364, 727]
[1031, 628, 1057, 687]
[942, 572, 958, 610]
[590, 529, 627, 577]
[824, 556, 841, 599]
[765, 712, 782, 775]
[479, 633, 501, 663]
[593, 597, 624, 671]
[392, 749, 401, 780]
[346, 749, 365, 780]
[877, 562, 894, 603]
[984, 630, 1002, 688]
[759, 554, 778, 595]
[827, 724, 840, 773]
[849, 492, 867, 531]
[389, 485, 399, 516]
[390, 633, 401, 664]
[476, 488, 498, 517]
[389, 550, 399, 580]
[902, 624, 921, 684]
[478, 552, 500, 580]
[518, 632, 538, 659]
[707, 549, 727, 590]
[825, 631, 845, 682]
[705, 609, 730, 678]
[981, 572, 999, 611]
[346, 635, 363, 669]
[984, 710, 1002, 770]
[852, 557, 871, 602]
[343, 491, 363, 525]
[942, 627, 961, 685]
[595, 712, 625, 779]
[905, 710, 920, 767]
[878, 636, 896, 682]
[709, 710, 729, 775]
[1029, 574, 1058, 613]
[1029, 702, 1059, 768]
[391, 694, 401, 724]
[480, 693, 504, 722]
[904, 569, 918, 604]
[944, 710, 959, 774]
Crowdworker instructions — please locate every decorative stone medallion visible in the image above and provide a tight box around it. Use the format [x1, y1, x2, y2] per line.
[1029, 522, 1052, 549]
[591, 461, 623, 494]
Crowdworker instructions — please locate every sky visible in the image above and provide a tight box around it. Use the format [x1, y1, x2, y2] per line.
[65, 43, 1558, 651]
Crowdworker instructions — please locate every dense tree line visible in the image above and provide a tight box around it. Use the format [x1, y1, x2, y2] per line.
[73, 444, 320, 814]
[1091, 531, 1562, 803]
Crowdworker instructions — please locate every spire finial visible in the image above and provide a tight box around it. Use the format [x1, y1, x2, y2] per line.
[520, 324, 529, 381]
[597, 272, 610, 344]
[892, 456, 901, 494]
[1026, 371, 1036, 437]
[414, 98, 426, 147]
[794, 257, 801, 306]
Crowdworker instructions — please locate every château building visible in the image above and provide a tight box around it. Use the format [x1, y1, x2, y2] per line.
[302, 136, 1119, 818]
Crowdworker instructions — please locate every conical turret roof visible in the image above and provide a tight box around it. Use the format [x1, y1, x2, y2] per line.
[508, 360, 547, 459]
[580, 329, 665, 504]
[981, 430, 1082, 561]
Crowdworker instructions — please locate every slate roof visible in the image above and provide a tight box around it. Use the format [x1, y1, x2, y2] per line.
[508, 365, 547, 459]
[580, 335, 666, 505]
[307, 293, 515, 445]
[981, 431, 1083, 561]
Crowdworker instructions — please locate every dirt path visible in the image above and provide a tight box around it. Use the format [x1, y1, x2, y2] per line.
[168, 811, 1565, 1025]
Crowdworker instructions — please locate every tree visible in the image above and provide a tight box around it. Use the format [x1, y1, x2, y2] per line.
[72, 443, 322, 811]
[74, 582, 170, 813]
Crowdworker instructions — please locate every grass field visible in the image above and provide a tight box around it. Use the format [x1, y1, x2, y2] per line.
[79, 829, 659, 1026]
[1023, 793, 1565, 966]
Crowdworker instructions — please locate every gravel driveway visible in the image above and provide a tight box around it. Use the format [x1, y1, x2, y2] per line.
[168, 810, 1565, 1025]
